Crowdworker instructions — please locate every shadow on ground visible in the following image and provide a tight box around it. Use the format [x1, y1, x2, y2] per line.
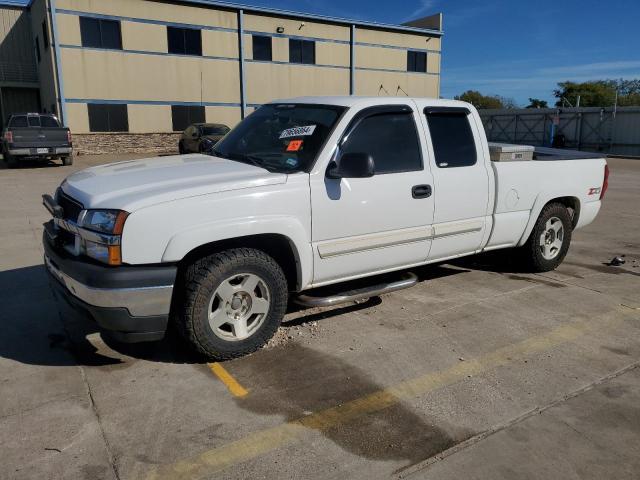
[0, 158, 64, 170]
[229, 343, 474, 471]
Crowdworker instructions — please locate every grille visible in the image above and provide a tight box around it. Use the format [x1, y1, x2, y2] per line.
[55, 189, 83, 222]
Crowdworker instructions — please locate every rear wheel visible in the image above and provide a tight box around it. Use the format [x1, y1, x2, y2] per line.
[4, 153, 16, 168]
[62, 156, 73, 166]
[174, 248, 288, 360]
[178, 141, 186, 154]
[518, 202, 572, 272]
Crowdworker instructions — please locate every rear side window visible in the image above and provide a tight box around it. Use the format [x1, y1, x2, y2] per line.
[425, 112, 477, 168]
[40, 116, 60, 127]
[341, 111, 422, 174]
[9, 116, 28, 128]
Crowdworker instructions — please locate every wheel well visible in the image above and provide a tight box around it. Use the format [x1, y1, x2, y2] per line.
[179, 234, 300, 291]
[547, 196, 580, 228]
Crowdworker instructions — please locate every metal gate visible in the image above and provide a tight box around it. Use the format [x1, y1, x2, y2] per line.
[480, 106, 640, 157]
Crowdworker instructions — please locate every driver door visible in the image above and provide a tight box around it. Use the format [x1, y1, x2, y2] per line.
[310, 102, 435, 286]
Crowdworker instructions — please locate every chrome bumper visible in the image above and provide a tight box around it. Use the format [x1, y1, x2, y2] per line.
[9, 147, 72, 156]
[44, 254, 173, 317]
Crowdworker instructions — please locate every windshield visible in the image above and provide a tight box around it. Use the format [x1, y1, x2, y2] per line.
[201, 125, 229, 136]
[212, 103, 346, 172]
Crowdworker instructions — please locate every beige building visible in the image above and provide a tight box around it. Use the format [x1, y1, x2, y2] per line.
[1, 0, 443, 153]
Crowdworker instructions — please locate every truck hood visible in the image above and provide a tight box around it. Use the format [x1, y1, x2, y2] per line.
[60, 154, 287, 211]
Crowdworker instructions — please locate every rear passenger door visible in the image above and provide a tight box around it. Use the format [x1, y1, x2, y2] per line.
[310, 103, 435, 285]
[416, 104, 491, 261]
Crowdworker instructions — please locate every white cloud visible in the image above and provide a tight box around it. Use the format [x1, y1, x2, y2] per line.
[406, 0, 439, 21]
[441, 59, 640, 103]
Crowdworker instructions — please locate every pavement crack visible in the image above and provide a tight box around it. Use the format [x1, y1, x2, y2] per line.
[55, 307, 122, 480]
[395, 360, 640, 479]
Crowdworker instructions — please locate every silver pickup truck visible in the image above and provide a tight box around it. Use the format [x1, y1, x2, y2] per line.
[2, 113, 73, 168]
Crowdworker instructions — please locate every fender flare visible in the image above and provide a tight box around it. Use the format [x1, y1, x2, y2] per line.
[517, 191, 581, 247]
[161, 215, 312, 290]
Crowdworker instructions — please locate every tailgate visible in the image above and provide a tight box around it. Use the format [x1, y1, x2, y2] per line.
[10, 128, 70, 148]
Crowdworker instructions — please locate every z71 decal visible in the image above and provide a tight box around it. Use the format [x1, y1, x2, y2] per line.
[588, 187, 602, 195]
[279, 125, 317, 139]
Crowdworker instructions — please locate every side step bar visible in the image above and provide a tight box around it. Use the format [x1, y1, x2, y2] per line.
[294, 272, 418, 308]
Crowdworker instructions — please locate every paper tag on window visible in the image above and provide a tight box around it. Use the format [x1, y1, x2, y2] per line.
[286, 140, 303, 151]
[279, 125, 316, 139]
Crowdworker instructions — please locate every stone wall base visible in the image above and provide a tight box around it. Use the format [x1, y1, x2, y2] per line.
[72, 133, 181, 156]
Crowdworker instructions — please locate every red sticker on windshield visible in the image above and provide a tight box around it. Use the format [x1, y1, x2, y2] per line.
[287, 140, 303, 152]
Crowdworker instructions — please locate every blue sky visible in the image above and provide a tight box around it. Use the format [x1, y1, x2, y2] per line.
[9, 0, 638, 106]
[247, 0, 640, 106]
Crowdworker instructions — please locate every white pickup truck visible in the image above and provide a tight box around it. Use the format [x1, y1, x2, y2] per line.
[43, 97, 609, 359]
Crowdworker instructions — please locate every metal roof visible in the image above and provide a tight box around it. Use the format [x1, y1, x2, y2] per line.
[1, 0, 443, 36]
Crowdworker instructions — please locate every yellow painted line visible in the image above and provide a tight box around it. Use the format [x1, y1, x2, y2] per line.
[208, 363, 249, 398]
[147, 309, 633, 480]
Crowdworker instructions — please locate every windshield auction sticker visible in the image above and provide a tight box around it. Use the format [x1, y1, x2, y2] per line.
[279, 125, 317, 139]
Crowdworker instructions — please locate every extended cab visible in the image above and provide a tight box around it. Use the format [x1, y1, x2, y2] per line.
[42, 97, 608, 359]
[2, 113, 72, 168]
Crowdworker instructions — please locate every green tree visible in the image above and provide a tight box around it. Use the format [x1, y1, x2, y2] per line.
[526, 98, 548, 108]
[554, 81, 617, 107]
[454, 90, 513, 109]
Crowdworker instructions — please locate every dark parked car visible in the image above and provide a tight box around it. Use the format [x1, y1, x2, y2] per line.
[178, 123, 230, 154]
[2, 113, 73, 168]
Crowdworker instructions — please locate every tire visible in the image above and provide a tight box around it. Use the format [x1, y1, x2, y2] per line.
[173, 248, 288, 360]
[62, 156, 73, 166]
[178, 141, 185, 154]
[4, 153, 17, 168]
[518, 202, 573, 272]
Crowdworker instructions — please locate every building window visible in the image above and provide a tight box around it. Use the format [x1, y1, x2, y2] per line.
[289, 39, 315, 64]
[252, 35, 272, 61]
[88, 104, 129, 132]
[171, 105, 205, 131]
[425, 111, 477, 168]
[80, 17, 122, 50]
[42, 21, 49, 49]
[407, 51, 427, 73]
[167, 27, 202, 56]
[35, 37, 41, 63]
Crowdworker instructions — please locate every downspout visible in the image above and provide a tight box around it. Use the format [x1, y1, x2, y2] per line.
[350, 24, 355, 95]
[237, 9, 246, 119]
[49, 0, 67, 125]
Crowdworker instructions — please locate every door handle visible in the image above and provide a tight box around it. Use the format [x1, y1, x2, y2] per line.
[412, 184, 432, 199]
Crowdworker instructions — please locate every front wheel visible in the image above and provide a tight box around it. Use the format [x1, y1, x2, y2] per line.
[518, 202, 573, 272]
[174, 248, 288, 360]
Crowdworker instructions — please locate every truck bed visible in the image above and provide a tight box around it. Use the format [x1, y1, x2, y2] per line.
[485, 153, 606, 251]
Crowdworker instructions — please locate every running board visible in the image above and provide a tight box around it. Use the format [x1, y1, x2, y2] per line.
[294, 272, 419, 308]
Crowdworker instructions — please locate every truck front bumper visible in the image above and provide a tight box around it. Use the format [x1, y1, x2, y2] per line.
[43, 234, 176, 343]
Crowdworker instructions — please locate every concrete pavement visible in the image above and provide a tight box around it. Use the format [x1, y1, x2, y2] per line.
[0, 155, 639, 480]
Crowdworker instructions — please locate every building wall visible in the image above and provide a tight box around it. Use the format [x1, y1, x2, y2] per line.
[29, 0, 58, 116]
[0, 5, 41, 126]
[47, 0, 442, 151]
[0, 5, 38, 84]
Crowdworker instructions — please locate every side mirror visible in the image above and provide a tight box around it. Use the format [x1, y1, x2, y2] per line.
[326, 152, 375, 179]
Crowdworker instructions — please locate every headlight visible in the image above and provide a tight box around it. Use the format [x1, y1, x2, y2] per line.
[79, 209, 128, 265]
[81, 210, 128, 234]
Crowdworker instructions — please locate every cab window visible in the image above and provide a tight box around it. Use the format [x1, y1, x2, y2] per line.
[340, 111, 422, 174]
